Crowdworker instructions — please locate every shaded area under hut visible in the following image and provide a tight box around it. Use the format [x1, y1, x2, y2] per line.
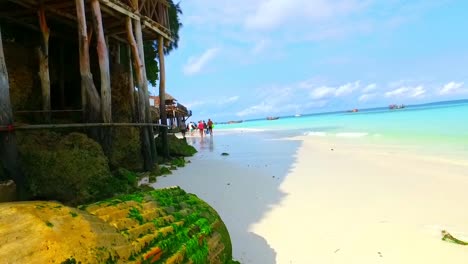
[0, 0, 183, 198]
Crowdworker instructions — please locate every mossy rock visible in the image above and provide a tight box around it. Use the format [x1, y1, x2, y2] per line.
[17, 131, 117, 206]
[0, 187, 234, 264]
[156, 134, 197, 157]
[110, 128, 143, 171]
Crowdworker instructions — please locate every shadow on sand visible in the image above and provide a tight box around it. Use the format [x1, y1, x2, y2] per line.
[154, 131, 302, 264]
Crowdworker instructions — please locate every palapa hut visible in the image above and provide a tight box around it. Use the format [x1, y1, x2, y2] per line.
[0, 0, 177, 193]
[150, 92, 191, 129]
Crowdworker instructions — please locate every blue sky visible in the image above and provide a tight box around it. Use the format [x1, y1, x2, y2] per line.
[148, 0, 468, 122]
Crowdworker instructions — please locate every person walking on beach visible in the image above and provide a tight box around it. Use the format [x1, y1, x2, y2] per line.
[198, 120, 204, 138]
[207, 119, 214, 135]
[203, 120, 208, 135]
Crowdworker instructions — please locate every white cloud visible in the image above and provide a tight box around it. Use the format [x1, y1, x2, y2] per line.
[183, 48, 219, 75]
[335, 81, 360, 96]
[362, 83, 377, 93]
[222, 96, 240, 104]
[237, 101, 274, 117]
[245, 0, 366, 31]
[410, 86, 426, 98]
[385, 85, 425, 98]
[439, 82, 464, 95]
[310, 86, 336, 99]
[359, 93, 376, 102]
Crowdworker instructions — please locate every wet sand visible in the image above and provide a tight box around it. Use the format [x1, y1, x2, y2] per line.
[153, 131, 468, 263]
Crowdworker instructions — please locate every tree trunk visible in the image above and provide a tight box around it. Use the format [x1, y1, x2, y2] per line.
[37, 4, 51, 122]
[75, 0, 101, 126]
[90, 0, 111, 124]
[126, 17, 153, 170]
[132, 17, 157, 163]
[0, 26, 26, 200]
[127, 45, 136, 122]
[158, 36, 169, 158]
[90, 0, 112, 156]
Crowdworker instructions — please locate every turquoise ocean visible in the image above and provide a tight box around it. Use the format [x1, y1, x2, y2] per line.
[216, 100, 468, 153]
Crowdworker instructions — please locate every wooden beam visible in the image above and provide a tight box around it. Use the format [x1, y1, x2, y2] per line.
[142, 19, 172, 41]
[0, 25, 26, 199]
[99, 0, 140, 20]
[37, 2, 51, 121]
[0, 123, 168, 131]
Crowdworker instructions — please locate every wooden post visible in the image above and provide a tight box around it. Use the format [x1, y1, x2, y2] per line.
[37, 2, 51, 122]
[75, 0, 101, 124]
[158, 35, 169, 158]
[127, 45, 136, 122]
[132, 10, 157, 162]
[90, 0, 111, 124]
[90, 0, 112, 155]
[126, 17, 153, 170]
[0, 26, 26, 199]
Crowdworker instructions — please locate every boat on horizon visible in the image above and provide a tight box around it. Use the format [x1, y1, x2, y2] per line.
[389, 104, 406, 110]
[294, 114, 302, 117]
[227, 120, 243, 124]
[266, 116, 279, 120]
[347, 109, 359, 113]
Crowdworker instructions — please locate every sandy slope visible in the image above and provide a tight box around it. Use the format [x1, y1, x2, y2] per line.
[154, 133, 468, 263]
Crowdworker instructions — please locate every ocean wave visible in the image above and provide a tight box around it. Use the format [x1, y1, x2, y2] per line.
[304, 131, 327, 137]
[335, 132, 369, 138]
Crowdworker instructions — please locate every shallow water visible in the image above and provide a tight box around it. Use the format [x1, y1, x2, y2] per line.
[216, 100, 468, 152]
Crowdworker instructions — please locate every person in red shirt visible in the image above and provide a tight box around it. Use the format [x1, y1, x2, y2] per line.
[197, 120, 204, 137]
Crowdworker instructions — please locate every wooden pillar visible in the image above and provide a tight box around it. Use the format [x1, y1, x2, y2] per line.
[75, 0, 101, 124]
[0, 26, 26, 199]
[158, 35, 169, 157]
[127, 45, 136, 122]
[90, 0, 112, 155]
[126, 17, 153, 170]
[37, 3, 51, 121]
[90, 0, 111, 124]
[132, 14, 157, 162]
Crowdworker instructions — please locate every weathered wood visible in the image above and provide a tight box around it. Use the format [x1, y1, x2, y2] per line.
[91, 0, 112, 156]
[133, 17, 157, 163]
[90, 0, 112, 124]
[37, 3, 51, 122]
[75, 0, 101, 123]
[0, 26, 26, 199]
[126, 17, 153, 170]
[127, 45, 136, 122]
[100, 0, 140, 20]
[158, 35, 169, 158]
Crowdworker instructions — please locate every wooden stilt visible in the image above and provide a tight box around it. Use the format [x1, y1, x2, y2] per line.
[0, 26, 26, 199]
[90, 0, 111, 124]
[75, 0, 101, 124]
[127, 45, 136, 122]
[37, 2, 51, 122]
[132, 13, 157, 162]
[90, 0, 112, 155]
[158, 35, 169, 158]
[126, 17, 153, 170]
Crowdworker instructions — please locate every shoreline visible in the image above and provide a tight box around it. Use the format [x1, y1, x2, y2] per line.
[156, 131, 468, 263]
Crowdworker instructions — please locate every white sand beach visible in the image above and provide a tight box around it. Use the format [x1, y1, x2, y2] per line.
[154, 132, 468, 264]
